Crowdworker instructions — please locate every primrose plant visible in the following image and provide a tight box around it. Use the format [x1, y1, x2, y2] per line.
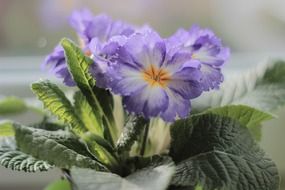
[1, 9, 285, 190]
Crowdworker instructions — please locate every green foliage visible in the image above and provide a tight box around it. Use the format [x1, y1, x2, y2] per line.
[0, 135, 52, 172]
[1, 36, 284, 190]
[82, 133, 119, 171]
[31, 82, 118, 169]
[0, 148, 52, 172]
[71, 158, 175, 190]
[170, 113, 279, 190]
[194, 185, 203, 190]
[93, 87, 116, 136]
[31, 80, 87, 135]
[44, 179, 72, 190]
[116, 116, 148, 153]
[74, 91, 104, 137]
[30, 120, 65, 131]
[205, 105, 273, 140]
[0, 121, 14, 137]
[192, 59, 285, 113]
[0, 96, 27, 115]
[61, 38, 116, 143]
[14, 123, 108, 171]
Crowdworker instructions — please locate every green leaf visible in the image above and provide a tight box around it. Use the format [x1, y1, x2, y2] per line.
[82, 133, 119, 171]
[44, 179, 72, 190]
[74, 91, 104, 137]
[205, 105, 274, 140]
[0, 96, 27, 115]
[30, 121, 65, 131]
[93, 87, 116, 136]
[32, 84, 118, 171]
[194, 185, 203, 190]
[61, 38, 116, 144]
[71, 158, 175, 190]
[116, 116, 148, 153]
[170, 113, 279, 190]
[192, 59, 285, 113]
[14, 124, 108, 171]
[0, 121, 14, 137]
[0, 148, 52, 172]
[31, 80, 87, 136]
[0, 136, 52, 172]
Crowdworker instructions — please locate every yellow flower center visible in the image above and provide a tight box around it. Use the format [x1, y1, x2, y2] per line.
[142, 65, 171, 88]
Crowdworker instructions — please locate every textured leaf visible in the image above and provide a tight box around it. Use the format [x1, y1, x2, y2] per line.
[0, 121, 14, 137]
[0, 148, 52, 172]
[0, 96, 27, 115]
[0, 136, 52, 172]
[71, 158, 175, 190]
[44, 179, 71, 190]
[192, 60, 285, 113]
[32, 85, 118, 171]
[82, 133, 119, 171]
[61, 38, 116, 143]
[170, 113, 279, 190]
[31, 80, 87, 135]
[116, 116, 148, 153]
[74, 91, 104, 137]
[14, 124, 107, 171]
[30, 121, 65, 131]
[205, 105, 273, 140]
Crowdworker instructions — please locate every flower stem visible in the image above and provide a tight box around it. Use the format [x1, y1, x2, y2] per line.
[140, 123, 149, 156]
[62, 169, 77, 190]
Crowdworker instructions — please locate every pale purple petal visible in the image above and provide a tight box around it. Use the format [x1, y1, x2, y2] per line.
[123, 86, 169, 117]
[168, 68, 203, 99]
[200, 64, 224, 91]
[109, 65, 147, 95]
[120, 30, 166, 69]
[165, 52, 200, 74]
[84, 14, 111, 42]
[69, 10, 134, 45]
[69, 9, 94, 36]
[160, 90, 190, 122]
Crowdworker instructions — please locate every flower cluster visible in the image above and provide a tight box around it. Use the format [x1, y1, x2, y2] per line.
[44, 9, 229, 122]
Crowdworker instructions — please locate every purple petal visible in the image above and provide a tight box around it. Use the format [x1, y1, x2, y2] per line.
[109, 64, 147, 95]
[120, 30, 166, 69]
[161, 90, 190, 122]
[168, 68, 203, 99]
[165, 52, 200, 75]
[84, 14, 111, 42]
[200, 64, 224, 91]
[54, 65, 75, 87]
[84, 14, 134, 44]
[123, 86, 169, 118]
[69, 9, 94, 42]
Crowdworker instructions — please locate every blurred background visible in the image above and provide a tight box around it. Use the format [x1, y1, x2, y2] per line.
[0, 0, 285, 189]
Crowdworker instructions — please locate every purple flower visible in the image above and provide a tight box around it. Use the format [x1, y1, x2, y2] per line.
[43, 9, 135, 86]
[91, 28, 204, 122]
[69, 9, 134, 46]
[166, 25, 230, 90]
[43, 10, 230, 122]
